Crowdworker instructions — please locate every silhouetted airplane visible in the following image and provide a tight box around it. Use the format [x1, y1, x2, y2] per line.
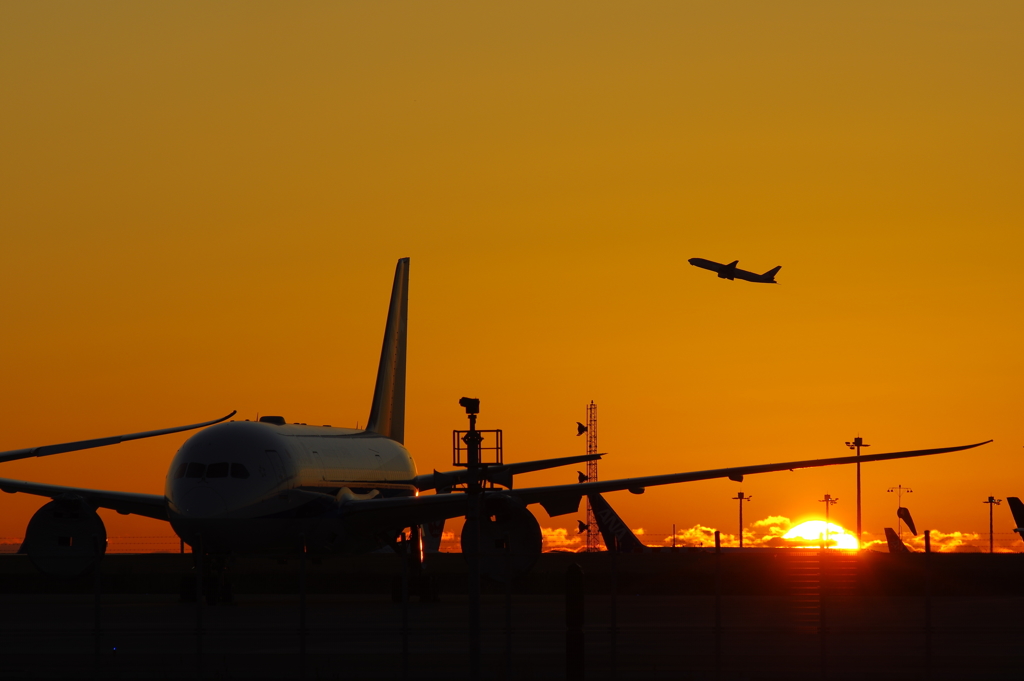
[688, 258, 781, 283]
[580, 492, 650, 552]
[0, 258, 991, 580]
[884, 527, 912, 553]
[897, 506, 918, 536]
[1006, 497, 1024, 542]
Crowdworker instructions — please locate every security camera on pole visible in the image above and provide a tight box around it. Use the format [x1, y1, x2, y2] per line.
[733, 492, 752, 548]
[983, 496, 1002, 554]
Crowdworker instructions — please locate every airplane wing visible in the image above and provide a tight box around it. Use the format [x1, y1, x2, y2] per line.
[340, 440, 991, 532]
[0, 411, 237, 465]
[509, 440, 992, 516]
[0, 477, 167, 520]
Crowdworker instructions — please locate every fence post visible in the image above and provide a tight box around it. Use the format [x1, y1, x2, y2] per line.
[610, 537, 618, 679]
[925, 530, 931, 679]
[300, 535, 307, 681]
[505, 531, 513, 679]
[402, 533, 410, 681]
[714, 530, 721, 681]
[93, 535, 102, 676]
[196, 533, 203, 678]
[566, 563, 585, 681]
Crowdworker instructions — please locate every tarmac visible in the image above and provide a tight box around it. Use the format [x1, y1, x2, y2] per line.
[2, 550, 1023, 679]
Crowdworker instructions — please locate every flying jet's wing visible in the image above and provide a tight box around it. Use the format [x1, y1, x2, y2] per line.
[0, 411, 237, 465]
[0, 477, 167, 520]
[340, 441, 991, 534]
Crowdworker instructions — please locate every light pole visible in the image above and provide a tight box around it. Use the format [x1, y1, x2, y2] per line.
[845, 436, 870, 547]
[819, 494, 839, 549]
[887, 485, 913, 540]
[733, 492, 752, 548]
[983, 496, 1002, 554]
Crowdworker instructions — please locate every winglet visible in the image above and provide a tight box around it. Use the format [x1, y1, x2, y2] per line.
[365, 258, 410, 443]
[1007, 498, 1024, 542]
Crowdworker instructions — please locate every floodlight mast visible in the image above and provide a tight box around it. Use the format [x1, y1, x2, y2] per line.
[983, 496, 1002, 554]
[846, 436, 870, 547]
[887, 485, 913, 540]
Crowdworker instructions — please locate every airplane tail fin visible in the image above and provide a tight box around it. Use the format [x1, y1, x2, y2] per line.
[422, 519, 445, 553]
[365, 258, 410, 443]
[896, 507, 918, 536]
[586, 493, 647, 553]
[884, 527, 911, 553]
[1007, 497, 1024, 541]
[762, 265, 782, 280]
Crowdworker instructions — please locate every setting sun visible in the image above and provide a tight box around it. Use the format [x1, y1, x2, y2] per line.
[783, 521, 858, 550]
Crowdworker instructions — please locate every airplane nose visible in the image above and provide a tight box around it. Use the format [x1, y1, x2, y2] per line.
[180, 487, 226, 517]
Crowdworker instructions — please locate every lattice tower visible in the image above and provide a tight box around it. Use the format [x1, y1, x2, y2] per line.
[585, 401, 600, 552]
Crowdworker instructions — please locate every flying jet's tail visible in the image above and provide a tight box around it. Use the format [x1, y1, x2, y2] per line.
[761, 265, 782, 281]
[365, 258, 410, 443]
[884, 527, 912, 553]
[587, 493, 647, 553]
[1007, 497, 1024, 542]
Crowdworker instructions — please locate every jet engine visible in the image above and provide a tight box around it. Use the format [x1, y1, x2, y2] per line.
[460, 494, 541, 582]
[21, 496, 107, 578]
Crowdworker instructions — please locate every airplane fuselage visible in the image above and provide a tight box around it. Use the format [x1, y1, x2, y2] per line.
[165, 420, 416, 554]
[688, 258, 780, 284]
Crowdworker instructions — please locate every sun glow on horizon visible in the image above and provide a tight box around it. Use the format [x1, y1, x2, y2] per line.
[783, 520, 859, 550]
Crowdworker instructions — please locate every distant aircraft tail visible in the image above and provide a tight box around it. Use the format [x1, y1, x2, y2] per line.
[1007, 497, 1024, 541]
[365, 258, 410, 443]
[422, 519, 445, 553]
[587, 493, 647, 553]
[896, 507, 918, 536]
[761, 265, 782, 281]
[884, 527, 912, 553]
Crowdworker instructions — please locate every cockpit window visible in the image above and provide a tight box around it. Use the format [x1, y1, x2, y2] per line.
[206, 462, 229, 478]
[231, 463, 250, 479]
[185, 462, 206, 479]
[174, 463, 188, 479]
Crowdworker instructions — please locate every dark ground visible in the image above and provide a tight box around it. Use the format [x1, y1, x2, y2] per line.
[1, 550, 1022, 680]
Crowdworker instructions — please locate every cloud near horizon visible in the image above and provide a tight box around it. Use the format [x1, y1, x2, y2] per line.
[526, 516, 1010, 553]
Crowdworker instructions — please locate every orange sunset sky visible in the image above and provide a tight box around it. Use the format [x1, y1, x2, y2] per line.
[1, 3, 1022, 551]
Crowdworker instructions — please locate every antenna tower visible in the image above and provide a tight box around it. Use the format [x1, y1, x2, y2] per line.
[585, 401, 600, 552]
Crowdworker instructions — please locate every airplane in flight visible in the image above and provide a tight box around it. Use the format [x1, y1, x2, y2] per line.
[688, 258, 782, 283]
[0, 258, 991, 581]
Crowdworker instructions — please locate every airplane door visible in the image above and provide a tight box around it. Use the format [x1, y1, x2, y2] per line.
[311, 450, 327, 481]
[265, 450, 287, 482]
